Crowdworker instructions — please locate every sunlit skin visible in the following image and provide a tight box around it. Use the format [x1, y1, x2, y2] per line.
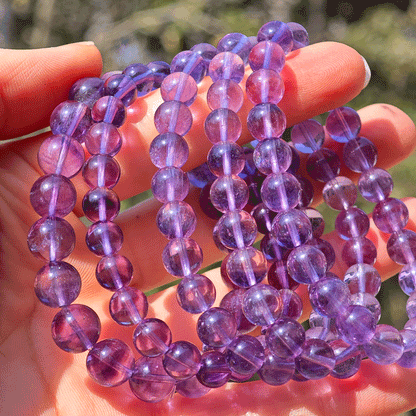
[1, 41, 416, 416]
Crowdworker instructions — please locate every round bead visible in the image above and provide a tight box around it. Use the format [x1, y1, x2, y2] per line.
[397, 329, 416, 368]
[96, 255, 133, 291]
[278, 289, 303, 320]
[92, 96, 126, 127]
[191, 43, 217, 68]
[343, 263, 381, 296]
[82, 154, 120, 189]
[170, 51, 206, 83]
[217, 32, 252, 63]
[154, 101, 193, 136]
[197, 351, 231, 388]
[351, 292, 381, 322]
[51, 304, 100, 353]
[343, 136, 377, 172]
[68, 77, 104, 108]
[204, 108, 242, 144]
[162, 341, 201, 380]
[399, 263, 416, 295]
[150, 133, 189, 169]
[407, 291, 416, 318]
[210, 175, 249, 213]
[123, 63, 153, 95]
[85, 122, 122, 156]
[133, 318, 171, 357]
[176, 375, 211, 398]
[301, 208, 325, 238]
[308, 238, 336, 270]
[387, 230, 416, 265]
[160, 72, 198, 106]
[188, 163, 216, 188]
[291, 119, 325, 154]
[208, 52, 245, 82]
[335, 207, 370, 240]
[296, 175, 314, 208]
[287, 22, 309, 50]
[306, 149, 340, 182]
[249, 41, 285, 74]
[86, 221, 123, 257]
[82, 187, 120, 222]
[156, 201, 196, 239]
[147, 61, 171, 89]
[246, 69, 285, 105]
[373, 197, 409, 233]
[257, 20, 293, 52]
[329, 340, 362, 379]
[86, 339, 134, 387]
[104, 74, 137, 106]
[207, 142, 245, 176]
[326, 107, 361, 143]
[322, 176, 357, 210]
[268, 261, 299, 291]
[251, 203, 276, 235]
[109, 287, 148, 325]
[247, 103, 286, 141]
[287, 146, 301, 174]
[258, 351, 295, 385]
[253, 138, 292, 175]
[207, 79, 244, 112]
[151, 167, 189, 203]
[342, 237, 377, 267]
[358, 167, 394, 202]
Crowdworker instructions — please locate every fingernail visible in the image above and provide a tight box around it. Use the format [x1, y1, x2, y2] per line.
[361, 55, 371, 88]
[75, 41, 95, 46]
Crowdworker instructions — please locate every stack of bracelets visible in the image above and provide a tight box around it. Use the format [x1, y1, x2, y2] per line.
[26, 19, 416, 402]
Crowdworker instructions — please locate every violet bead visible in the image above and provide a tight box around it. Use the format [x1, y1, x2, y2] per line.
[156, 201, 196, 239]
[208, 52, 245, 83]
[296, 175, 314, 208]
[129, 356, 176, 403]
[101, 71, 122, 81]
[268, 261, 299, 291]
[154, 100, 193, 136]
[160, 72, 198, 106]
[51, 304, 100, 353]
[85, 122, 122, 156]
[34, 261, 81, 307]
[197, 307, 237, 348]
[351, 292, 381, 322]
[258, 351, 295, 385]
[342, 237, 377, 267]
[147, 61, 171, 90]
[151, 167, 189, 203]
[210, 175, 249, 213]
[323, 176, 357, 211]
[407, 291, 416, 318]
[207, 79, 244, 112]
[191, 43, 217, 68]
[86, 338, 135, 387]
[86, 220, 123, 256]
[387, 230, 416, 265]
[309, 311, 337, 330]
[373, 197, 409, 233]
[335, 207, 370, 240]
[68, 77, 104, 108]
[204, 108, 242, 144]
[197, 351, 231, 388]
[217, 32, 252, 64]
[96, 255, 133, 291]
[279, 289, 303, 320]
[246, 69, 285, 105]
[28, 216, 75, 262]
[306, 149, 340, 182]
[207, 142, 245, 176]
[92, 96, 126, 127]
[301, 208, 325, 238]
[257, 20, 293, 54]
[82, 154, 121, 189]
[343, 263, 381, 296]
[305, 326, 338, 343]
[260, 234, 289, 262]
[287, 145, 301, 174]
[358, 167, 394, 203]
[249, 41, 286, 72]
[397, 329, 416, 368]
[343, 136, 377, 172]
[253, 138, 292, 175]
[133, 318, 171, 357]
[123, 63, 153, 95]
[38, 134, 84, 178]
[329, 340, 362, 379]
[405, 318, 416, 331]
[171, 51, 206, 83]
[247, 103, 286, 141]
[176, 274, 216, 314]
[287, 22, 309, 50]
[188, 162, 216, 188]
[104, 74, 137, 106]
[162, 341, 201, 380]
[399, 262, 416, 295]
[109, 287, 148, 325]
[291, 119, 325, 154]
[176, 375, 211, 398]
[307, 238, 336, 270]
[149, 132, 189, 169]
[326, 107, 361, 143]
[251, 202, 276, 234]
[82, 187, 120, 222]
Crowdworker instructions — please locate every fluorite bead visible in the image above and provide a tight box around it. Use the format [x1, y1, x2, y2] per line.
[147, 61, 171, 89]
[154, 100, 193, 136]
[82, 187, 120, 222]
[133, 318, 171, 357]
[176, 375, 211, 398]
[51, 304, 101, 353]
[156, 201, 196, 239]
[257, 20, 293, 54]
[287, 22, 309, 50]
[86, 339, 135, 387]
[85, 122, 122, 156]
[343, 136, 377, 172]
[34, 261, 81, 307]
[326, 107, 361, 143]
[251, 203, 276, 235]
[291, 119, 325, 154]
[109, 287, 148, 325]
[329, 340, 362, 379]
[373, 198, 409, 233]
[170, 51, 206, 83]
[197, 351, 231, 388]
[38, 134, 84, 178]
[247, 103, 286, 141]
[160, 72, 198, 106]
[399, 262, 416, 295]
[129, 356, 176, 403]
[151, 167, 189, 203]
[249, 40, 285, 72]
[104, 74, 137, 106]
[68, 77, 104, 108]
[92, 96, 126, 127]
[210, 174, 249, 212]
[342, 237, 377, 267]
[86, 221, 123, 256]
[162, 341, 201, 380]
[176, 274, 216, 314]
[268, 261, 299, 291]
[287, 245, 327, 284]
[397, 329, 416, 368]
[207, 79, 244, 112]
[96, 255, 133, 291]
[335, 207, 370, 240]
[407, 291, 416, 318]
[358, 167, 394, 203]
[82, 154, 121, 189]
[343, 263, 381, 296]
[258, 351, 295, 385]
[28, 216, 75, 262]
[191, 43, 217, 68]
[246, 69, 285, 104]
[197, 307, 237, 348]
[207, 142, 245, 176]
[387, 230, 416, 265]
[217, 32, 252, 64]
[204, 108, 242, 143]
[351, 292, 381, 322]
[123, 63, 153, 95]
[149, 133, 189, 168]
[322, 176, 357, 210]
[253, 138, 292, 175]
[306, 149, 340, 182]
[208, 52, 245, 83]
[308, 238, 336, 270]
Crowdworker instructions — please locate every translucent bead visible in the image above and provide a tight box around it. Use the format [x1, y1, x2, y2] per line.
[191, 43, 217, 68]
[156, 201, 196, 239]
[28, 217, 75, 262]
[96, 255, 133, 291]
[287, 145, 301, 174]
[204, 108, 242, 144]
[307, 238, 336, 270]
[226, 246, 268, 288]
[38, 134, 84, 178]
[162, 341, 201, 380]
[335, 207, 370, 240]
[123, 63, 153, 95]
[50, 101, 92, 141]
[343, 136, 377, 172]
[257, 20, 293, 54]
[363, 325, 404, 365]
[323, 177, 357, 211]
[162, 238, 202, 277]
[203, 189, 224, 222]
[305, 326, 338, 342]
[373, 197, 409, 233]
[261, 173, 301, 212]
[246, 69, 285, 105]
[343, 263, 381, 296]
[101, 71, 121, 81]
[86, 221, 123, 257]
[34, 261, 81, 307]
[287, 245, 327, 285]
[85, 122, 122, 156]
[309, 310, 337, 330]
[343, 237, 377, 267]
[260, 234, 288, 262]
[266, 318, 305, 359]
[104, 74, 137, 106]
[86, 339, 134, 387]
[405, 318, 416, 331]
[306, 149, 340, 182]
[176, 274, 216, 314]
[92, 96, 126, 127]
[197, 351, 231, 388]
[133, 318, 171, 357]
[300, 208, 325, 238]
[253, 138, 292, 175]
[399, 263, 416, 295]
[247, 103, 286, 141]
[109, 287, 148, 325]
[208, 52, 245, 82]
[397, 329, 416, 368]
[329, 340, 361, 379]
[210, 175, 248, 212]
[147, 61, 171, 90]
[407, 292, 416, 318]
[358, 167, 394, 203]
[151, 167, 189, 203]
[82, 187, 120, 222]
[197, 307, 237, 348]
[291, 119, 325, 154]
[336, 304, 376, 344]
[268, 261, 299, 291]
[149, 133, 189, 169]
[326, 107, 361, 143]
[129, 356, 176, 403]
[160, 72, 198, 106]
[30, 174, 76, 218]
[295, 176, 313, 208]
[207, 79, 244, 112]
[351, 292, 381, 322]
[207, 142, 245, 176]
[251, 203, 276, 234]
[287, 22, 309, 50]
[51, 304, 100, 353]
[271, 209, 312, 249]
[279, 289, 303, 320]
[82, 154, 120, 189]
[387, 230, 416, 265]
[154, 101, 192, 136]
[217, 32, 252, 64]
[68, 77, 104, 108]
[258, 351, 294, 385]
[249, 41, 285, 72]
[171, 51, 206, 83]
[188, 162, 216, 188]
[176, 375, 211, 398]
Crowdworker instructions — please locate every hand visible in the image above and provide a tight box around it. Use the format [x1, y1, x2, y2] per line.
[1, 41, 416, 416]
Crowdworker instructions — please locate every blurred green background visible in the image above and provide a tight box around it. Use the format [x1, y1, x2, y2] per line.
[4, 1, 416, 413]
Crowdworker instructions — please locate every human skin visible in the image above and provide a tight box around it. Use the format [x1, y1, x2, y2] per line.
[1, 41, 416, 416]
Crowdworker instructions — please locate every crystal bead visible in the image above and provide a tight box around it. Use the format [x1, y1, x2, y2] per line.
[251, 202, 276, 234]
[397, 329, 416, 368]
[123, 63, 153, 95]
[85, 122, 122, 156]
[343, 263, 381, 295]
[287, 146, 300, 174]
[249, 40, 285, 72]
[358, 167, 394, 203]
[207, 142, 245, 176]
[162, 238, 202, 277]
[351, 292, 381, 322]
[279, 289, 303, 320]
[301, 208, 325, 238]
[373, 197, 409, 233]
[326, 107, 361, 143]
[147, 61, 171, 90]
[207, 79, 244, 112]
[306, 149, 340, 182]
[96, 255, 133, 291]
[204, 108, 242, 144]
[191, 43, 217, 68]
[149, 133, 189, 168]
[335, 207, 370, 240]
[260, 234, 289, 262]
[387, 230, 416, 265]
[197, 351, 231, 388]
[82, 154, 120, 189]
[253, 138, 292, 175]
[287, 22, 309, 50]
[329, 340, 361, 379]
[322, 176, 357, 210]
[171, 51, 205, 82]
[407, 291, 416, 318]
[176, 375, 211, 398]
[208, 52, 245, 83]
[163, 341, 201, 380]
[156, 201, 196, 239]
[342, 237, 377, 267]
[246, 69, 285, 105]
[399, 263, 416, 295]
[217, 33, 252, 64]
[258, 351, 295, 385]
[257, 21, 293, 54]
[104, 74, 137, 106]
[343, 136, 377, 172]
[92, 96, 126, 127]
[151, 167, 189, 203]
[210, 174, 249, 212]
[247, 103, 286, 141]
[82, 187, 120, 222]
[68, 77, 104, 108]
[109, 287, 148, 325]
[188, 163, 216, 188]
[154, 100, 193, 136]
[268, 261, 299, 291]
[133, 318, 171, 357]
[160, 72, 198, 106]
[307, 238, 336, 270]
[86, 221, 123, 257]
[291, 119, 325, 154]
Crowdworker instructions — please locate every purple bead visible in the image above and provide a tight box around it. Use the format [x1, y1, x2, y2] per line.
[162, 238, 202, 277]
[258, 351, 295, 386]
[217, 33, 252, 64]
[86, 339, 134, 387]
[226, 247, 268, 288]
[343, 136, 377, 172]
[251, 203, 276, 234]
[399, 263, 416, 295]
[405, 318, 416, 331]
[133, 318, 171, 357]
[28, 217, 75, 262]
[287, 22, 309, 50]
[343, 263, 381, 296]
[176, 274, 216, 314]
[261, 233, 288, 262]
[363, 324, 404, 365]
[397, 329, 416, 368]
[82, 187, 120, 222]
[150, 133, 189, 169]
[207, 142, 245, 176]
[68, 77, 104, 108]
[85, 122, 122, 156]
[197, 307, 237, 348]
[162, 341, 201, 380]
[96, 255, 133, 291]
[210, 175, 249, 212]
[160, 72, 198, 106]
[191, 43, 217, 68]
[104, 74, 137, 106]
[156, 201, 196, 239]
[82, 154, 120, 189]
[50, 101, 92, 141]
[268, 261, 299, 291]
[207, 79, 244, 112]
[287, 145, 301, 174]
[407, 291, 416, 318]
[151, 167, 189, 203]
[123, 63, 153, 96]
[301, 208, 325, 238]
[38, 134, 84, 178]
[249, 41, 285, 72]
[351, 292, 381, 322]
[246, 69, 285, 105]
[154, 101, 193, 136]
[201, 184, 223, 221]
[176, 375, 211, 398]
[101, 71, 122, 82]
[373, 197, 409, 233]
[279, 289, 303, 320]
[306, 149, 340, 182]
[34, 261, 81, 307]
[308, 238, 336, 270]
[208, 52, 245, 82]
[358, 167, 394, 202]
[109, 287, 148, 325]
[147, 61, 171, 90]
[257, 21, 293, 54]
[51, 304, 100, 353]
[329, 340, 362, 379]
[170, 51, 205, 83]
[309, 311, 337, 330]
[322, 177, 358, 211]
[247, 103, 286, 141]
[129, 356, 176, 403]
[188, 163, 216, 188]
[92, 96, 126, 127]
[86, 221, 123, 256]
[291, 119, 325, 154]
[387, 230, 416, 265]
[253, 138, 292, 175]
[197, 351, 231, 388]
[305, 326, 338, 343]
[326, 107, 361, 143]
[204, 108, 242, 144]
[335, 207, 370, 240]
[342, 237, 377, 267]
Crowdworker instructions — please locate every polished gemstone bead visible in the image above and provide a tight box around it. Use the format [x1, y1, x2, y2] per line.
[82, 187, 120, 222]
[343, 136, 377, 172]
[268, 261, 299, 291]
[210, 174, 249, 212]
[160, 72, 198, 106]
[343, 263, 381, 296]
[51, 304, 100, 353]
[133, 318, 171, 357]
[358, 167, 394, 202]
[397, 329, 416, 368]
[287, 146, 301, 174]
[258, 351, 295, 385]
[291, 119, 325, 154]
[329, 340, 362, 379]
[287, 22, 309, 50]
[147, 61, 171, 90]
[176, 375, 211, 398]
[326, 106, 361, 143]
[208, 52, 245, 82]
[279, 289, 303, 320]
[217, 32, 252, 63]
[387, 230, 416, 265]
[197, 351, 231, 388]
[342, 237, 377, 267]
[92, 96, 126, 127]
[96, 255, 133, 291]
[85, 122, 122, 156]
[101, 71, 121, 82]
[373, 198, 409, 233]
[86, 221, 123, 257]
[322, 176, 357, 210]
[154, 100, 193, 135]
[247, 103, 286, 141]
[191, 43, 217, 68]
[335, 207, 370, 240]
[308, 238, 336, 270]
[296, 175, 314, 208]
[260, 234, 289, 262]
[104, 74, 137, 106]
[207, 142, 245, 176]
[249, 41, 285, 72]
[251, 203, 276, 234]
[309, 311, 337, 330]
[407, 291, 416, 318]
[204, 108, 242, 143]
[351, 292, 381, 322]
[300, 208, 325, 238]
[305, 327, 338, 343]
[171, 51, 206, 83]
[123, 63, 153, 95]
[306, 149, 340, 182]
[156, 201, 196, 239]
[404, 318, 416, 331]
[149, 133, 189, 168]
[188, 163, 216, 188]
[82, 154, 121, 189]
[253, 138, 292, 175]
[109, 287, 148, 325]
[246, 69, 285, 104]
[86, 339, 134, 387]
[257, 21, 293, 54]
[68, 77, 104, 108]
[151, 167, 189, 203]
[399, 263, 416, 295]
[162, 341, 201, 380]
[207, 79, 244, 112]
